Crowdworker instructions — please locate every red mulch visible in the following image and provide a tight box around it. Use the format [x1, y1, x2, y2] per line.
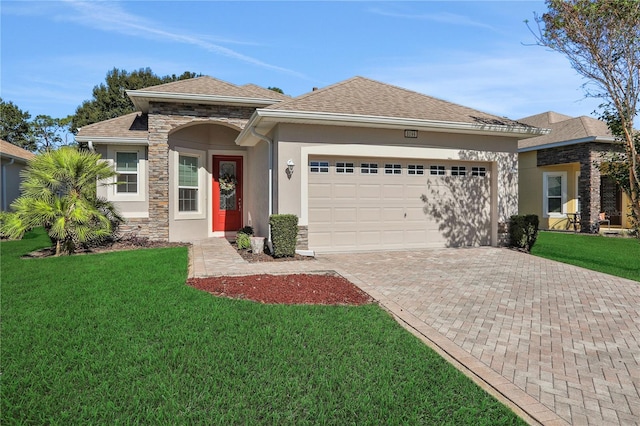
[186, 273, 373, 306]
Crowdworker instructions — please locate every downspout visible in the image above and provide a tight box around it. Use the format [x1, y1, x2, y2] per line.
[87, 140, 95, 152]
[2, 158, 15, 210]
[250, 127, 273, 245]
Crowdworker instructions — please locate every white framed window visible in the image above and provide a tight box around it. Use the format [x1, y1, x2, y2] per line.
[543, 172, 567, 217]
[178, 155, 199, 212]
[336, 162, 354, 174]
[385, 163, 402, 175]
[472, 166, 487, 177]
[430, 165, 445, 176]
[408, 164, 424, 175]
[115, 152, 138, 193]
[310, 161, 329, 173]
[451, 166, 467, 176]
[361, 163, 378, 174]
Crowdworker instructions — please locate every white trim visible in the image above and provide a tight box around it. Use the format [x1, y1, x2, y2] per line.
[542, 171, 568, 218]
[106, 145, 147, 202]
[518, 136, 617, 153]
[173, 147, 207, 221]
[127, 90, 281, 112]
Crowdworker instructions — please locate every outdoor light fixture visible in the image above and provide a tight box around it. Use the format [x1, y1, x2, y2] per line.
[286, 159, 295, 179]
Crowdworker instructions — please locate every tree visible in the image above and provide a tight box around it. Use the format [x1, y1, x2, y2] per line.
[529, 0, 640, 234]
[4, 147, 122, 255]
[31, 114, 74, 151]
[0, 97, 36, 150]
[267, 86, 284, 94]
[71, 68, 200, 132]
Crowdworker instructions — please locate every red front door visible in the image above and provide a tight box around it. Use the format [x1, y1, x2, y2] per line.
[212, 156, 243, 232]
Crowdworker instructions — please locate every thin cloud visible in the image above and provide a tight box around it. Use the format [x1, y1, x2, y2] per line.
[370, 7, 497, 31]
[58, 0, 309, 79]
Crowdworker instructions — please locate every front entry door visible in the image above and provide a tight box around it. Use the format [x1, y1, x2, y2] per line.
[213, 156, 243, 232]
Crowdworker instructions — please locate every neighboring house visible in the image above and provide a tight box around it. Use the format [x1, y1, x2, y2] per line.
[518, 111, 631, 232]
[0, 139, 35, 211]
[76, 76, 544, 253]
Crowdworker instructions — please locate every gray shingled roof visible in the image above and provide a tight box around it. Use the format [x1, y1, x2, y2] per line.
[76, 113, 148, 140]
[265, 76, 525, 126]
[0, 139, 36, 162]
[137, 76, 289, 100]
[518, 111, 613, 150]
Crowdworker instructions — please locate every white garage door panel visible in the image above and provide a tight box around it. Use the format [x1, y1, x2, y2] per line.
[308, 156, 491, 252]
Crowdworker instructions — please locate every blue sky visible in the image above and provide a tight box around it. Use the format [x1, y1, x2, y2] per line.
[2, 1, 604, 122]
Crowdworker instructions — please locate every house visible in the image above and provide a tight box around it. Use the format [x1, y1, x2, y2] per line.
[0, 139, 35, 211]
[76, 76, 544, 252]
[518, 111, 632, 232]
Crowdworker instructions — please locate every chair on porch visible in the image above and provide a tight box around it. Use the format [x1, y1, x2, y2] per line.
[598, 212, 611, 231]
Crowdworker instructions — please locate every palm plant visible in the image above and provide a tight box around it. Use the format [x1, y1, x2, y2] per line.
[4, 147, 123, 255]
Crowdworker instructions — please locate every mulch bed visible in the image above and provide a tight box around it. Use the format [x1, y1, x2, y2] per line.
[187, 273, 373, 306]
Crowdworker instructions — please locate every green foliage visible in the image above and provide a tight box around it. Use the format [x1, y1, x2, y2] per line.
[267, 86, 284, 94]
[509, 214, 539, 252]
[269, 214, 298, 258]
[0, 97, 36, 150]
[236, 232, 251, 250]
[6, 147, 122, 255]
[532, 231, 640, 281]
[31, 114, 74, 151]
[71, 68, 200, 132]
[0, 233, 524, 425]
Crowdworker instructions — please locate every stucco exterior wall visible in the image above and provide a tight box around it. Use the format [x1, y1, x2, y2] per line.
[1, 158, 28, 211]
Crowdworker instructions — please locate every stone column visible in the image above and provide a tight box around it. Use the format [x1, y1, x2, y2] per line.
[147, 114, 171, 241]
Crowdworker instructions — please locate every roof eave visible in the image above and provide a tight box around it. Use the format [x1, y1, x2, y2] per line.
[126, 90, 281, 112]
[236, 109, 548, 146]
[518, 135, 617, 153]
[75, 136, 149, 146]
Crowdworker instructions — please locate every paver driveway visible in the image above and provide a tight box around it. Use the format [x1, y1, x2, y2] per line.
[321, 247, 640, 426]
[190, 240, 640, 425]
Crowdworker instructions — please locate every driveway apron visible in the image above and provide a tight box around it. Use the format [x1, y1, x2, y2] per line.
[321, 247, 640, 426]
[190, 240, 640, 425]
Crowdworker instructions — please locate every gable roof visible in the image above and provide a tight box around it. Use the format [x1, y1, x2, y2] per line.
[127, 76, 289, 112]
[76, 113, 148, 144]
[518, 111, 614, 151]
[0, 139, 36, 162]
[238, 76, 546, 145]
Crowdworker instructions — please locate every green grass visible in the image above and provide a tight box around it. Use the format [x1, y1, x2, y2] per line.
[531, 231, 640, 282]
[1, 229, 524, 425]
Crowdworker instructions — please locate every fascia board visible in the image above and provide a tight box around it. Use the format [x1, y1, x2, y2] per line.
[236, 109, 548, 146]
[518, 136, 617, 153]
[75, 136, 149, 145]
[127, 90, 280, 112]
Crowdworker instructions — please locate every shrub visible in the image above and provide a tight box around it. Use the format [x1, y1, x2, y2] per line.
[509, 214, 539, 252]
[236, 232, 251, 250]
[269, 214, 298, 258]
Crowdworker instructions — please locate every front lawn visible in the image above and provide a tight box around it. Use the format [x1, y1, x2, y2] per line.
[531, 231, 640, 282]
[1, 229, 524, 425]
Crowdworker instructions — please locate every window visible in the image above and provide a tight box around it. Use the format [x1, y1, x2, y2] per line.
[543, 172, 567, 216]
[430, 165, 445, 176]
[178, 155, 199, 212]
[336, 162, 354, 174]
[408, 164, 424, 175]
[115, 152, 138, 193]
[361, 163, 378, 174]
[451, 166, 467, 176]
[385, 164, 402, 175]
[310, 161, 329, 173]
[472, 167, 487, 177]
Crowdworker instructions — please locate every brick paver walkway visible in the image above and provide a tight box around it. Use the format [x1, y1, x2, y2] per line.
[190, 239, 640, 425]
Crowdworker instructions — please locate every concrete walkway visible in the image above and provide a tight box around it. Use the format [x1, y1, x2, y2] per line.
[189, 238, 640, 425]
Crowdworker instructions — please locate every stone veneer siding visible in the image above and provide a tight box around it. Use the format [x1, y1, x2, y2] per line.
[537, 142, 621, 232]
[143, 102, 255, 241]
[296, 225, 309, 250]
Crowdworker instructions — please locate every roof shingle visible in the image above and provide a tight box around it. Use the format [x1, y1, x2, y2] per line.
[76, 113, 148, 139]
[0, 140, 36, 162]
[518, 111, 612, 149]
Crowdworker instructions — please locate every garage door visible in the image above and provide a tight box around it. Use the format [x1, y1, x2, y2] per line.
[308, 156, 491, 252]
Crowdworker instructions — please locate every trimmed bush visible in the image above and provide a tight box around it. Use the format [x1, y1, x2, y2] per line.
[236, 232, 251, 250]
[509, 214, 539, 252]
[269, 214, 298, 258]
[238, 226, 254, 236]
